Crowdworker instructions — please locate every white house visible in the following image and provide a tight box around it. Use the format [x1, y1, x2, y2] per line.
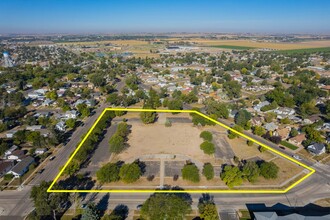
[7, 156, 34, 178]
[35, 148, 47, 155]
[55, 121, 66, 132]
[4, 145, 18, 157]
[65, 110, 79, 119]
[7, 150, 25, 161]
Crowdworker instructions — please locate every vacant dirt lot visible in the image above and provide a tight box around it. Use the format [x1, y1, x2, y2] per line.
[118, 122, 207, 162]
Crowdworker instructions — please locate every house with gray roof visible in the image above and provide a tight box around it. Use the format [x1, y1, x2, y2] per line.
[264, 122, 279, 132]
[307, 143, 326, 155]
[254, 212, 330, 220]
[7, 156, 34, 178]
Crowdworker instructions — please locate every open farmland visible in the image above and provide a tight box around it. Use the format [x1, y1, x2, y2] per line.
[183, 39, 330, 50]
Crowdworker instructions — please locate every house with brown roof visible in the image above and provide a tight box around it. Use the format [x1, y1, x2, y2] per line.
[0, 160, 15, 178]
[275, 127, 291, 140]
[288, 133, 306, 146]
[7, 150, 25, 161]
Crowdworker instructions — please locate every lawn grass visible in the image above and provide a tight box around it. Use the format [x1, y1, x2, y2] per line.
[208, 45, 256, 50]
[280, 141, 299, 150]
[277, 47, 330, 54]
[239, 209, 251, 220]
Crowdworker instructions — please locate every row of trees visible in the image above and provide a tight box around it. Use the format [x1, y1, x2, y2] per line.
[221, 161, 279, 188]
[109, 122, 130, 154]
[62, 111, 114, 176]
[96, 161, 142, 184]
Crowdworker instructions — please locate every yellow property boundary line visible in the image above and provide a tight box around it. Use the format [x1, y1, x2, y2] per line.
[47, 108, 315, 194]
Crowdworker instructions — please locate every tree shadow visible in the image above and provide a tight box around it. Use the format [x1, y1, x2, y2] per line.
[110, 204, 129, 219]
[97, 193, 110, 217]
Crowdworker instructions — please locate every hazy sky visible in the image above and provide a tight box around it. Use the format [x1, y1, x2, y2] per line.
[1, 0, 330, 34]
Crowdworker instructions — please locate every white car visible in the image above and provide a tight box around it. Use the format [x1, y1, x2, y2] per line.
[293, 155, 301, 160]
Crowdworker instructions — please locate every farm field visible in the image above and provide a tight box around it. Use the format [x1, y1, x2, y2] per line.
[182, 39, 330, 50]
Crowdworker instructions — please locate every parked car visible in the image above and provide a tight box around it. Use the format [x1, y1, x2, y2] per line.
[293, 155, 302, 160]
[37, 168, 45, 174]
[49, 156, 56, 161]
[279, 146, 285, 150]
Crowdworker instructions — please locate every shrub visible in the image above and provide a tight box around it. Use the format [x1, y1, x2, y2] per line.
[200, 131, 213, 141]
[260, 161, 279, 179]
[119, 162, 142, 183]
[200, 141, 215, 155]
[202, 163, 214, 180]
[181, 163, 200, 183]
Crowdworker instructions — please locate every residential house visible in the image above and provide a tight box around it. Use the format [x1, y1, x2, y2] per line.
[288, 133, 306, 146]
[303, 115, 321, 125]
[251, 116, 263, 126]
[42, 99, 54, 106]
[275, 127, 291, 140]
[26, 125, 44, 131]
[55, 121, 66, 132]
[229, 110, 238, 119]
[0, 160, 15, 178]
[35, 148, 47, 155]
[65, 110, 79, 119]
[273, 107, 295, 119]
[254, 212, 330, 220]
[307, 143, 326, 155]
[264, 122, 279, 132]
[253, 101, 270, 112]
[7, 156, 34, 178]
[4, 145, 18, 157]
[6, 130, 17, 138]
[7, 150, 25, 161]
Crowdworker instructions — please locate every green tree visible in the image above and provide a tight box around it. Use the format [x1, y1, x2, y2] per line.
[81, 203, 100, 220]
[223, 81, 241, 98]
[168, 99, 183, 111]
[46, 91, 58, 100]
[253, 126, 266, 136]
[30, 181, 69, 220]
[228, 125, 243, 139]
[62, 160, 80, 176]
[220, 165, 243, 188]
[140, 111, 157, 124]
[96, 163, 120, 183]
[182, 163, 200, 183]
[116, 122, 130, 137]
[242, 161, 260, 183]
[234, 109, 252, 127]
[260, 162, 279, 179]
[290, 128, 298, 137]
[141, 193, 192, 220]
[119, 162, 142, 183]
[200, 141, 215, 155]
[200, 131, 213, 142]
[202, 163, 214, 180]
[205, 100, 229, 119]
[65, 118, 76, 129]
[198, 199, 218, 220]
[109, 134, 125, 154]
